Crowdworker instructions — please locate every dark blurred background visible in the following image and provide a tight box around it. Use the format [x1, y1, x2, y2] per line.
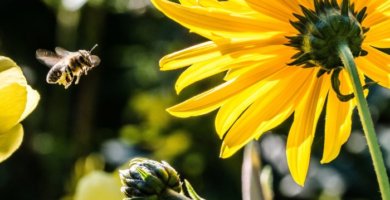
[0, 0, 390, 199]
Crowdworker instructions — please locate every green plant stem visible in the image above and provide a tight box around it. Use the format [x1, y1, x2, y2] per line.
[160, 188, 192, 200]
[338, 42, 390, 199]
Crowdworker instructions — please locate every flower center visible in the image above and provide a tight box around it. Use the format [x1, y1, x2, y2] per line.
[286, 0, 370, 101]
[287, 0, 368, 73]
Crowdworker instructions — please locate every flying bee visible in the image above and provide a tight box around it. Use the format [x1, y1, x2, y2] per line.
[36, 44, 100, 89]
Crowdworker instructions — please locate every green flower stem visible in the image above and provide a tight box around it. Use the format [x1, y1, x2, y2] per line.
[338, 41, 390, 199]
[160, 188, 192, 200]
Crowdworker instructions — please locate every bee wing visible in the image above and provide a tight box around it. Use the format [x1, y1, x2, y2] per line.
[55, 47, 71, 57]
[36, 49, 62, 67]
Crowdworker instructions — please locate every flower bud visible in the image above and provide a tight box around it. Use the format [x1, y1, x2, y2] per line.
[120, 158, 182, 199]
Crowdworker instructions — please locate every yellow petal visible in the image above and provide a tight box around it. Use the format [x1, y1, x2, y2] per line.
[160, 41, 221, 70]
[364, 13, 388, 28]
[0, 56, 20, 72]
[355, 0, 388, 13]
[175, 44, 287, 93]
[360, 1, 389, 27]
[151, 0, 287, 38]
[322, 70, 355, 163]
[178, 0, 197, 6]
[377, 1, 390, 13]
[0, 64, 27, 89]
[321, 64, 367, 163]
[297, 0, 313, 9]
[19, 85, 40, 122]
[215, 50, 296, 138]
[220, 68, 317, 158]
[366, 38, 390, 48]
[244, 0, 297, 22]
[356, 46, 390, 88]
[0, 83, 27, 133]
[160, 34, 286, 71]
[223, 62, 261, 80]
[286, 74, 329, 186]
[179, 0, 253, 13]
[167, 55, 292, 118]
[365, 18, 390, 44]
[0, 124, 24, 163]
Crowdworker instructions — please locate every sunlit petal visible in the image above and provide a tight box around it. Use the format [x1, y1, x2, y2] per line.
[0, 56, 21, 73]
[322, 70, 355, 163]
[160, 34, 286, 71]
[356, 45, 390, 88]
[359, 0, 390, 27]
[175, 45, 289, 93]
[244, 0, 297, 22]
[167, 59, 292, 117]
[0, 124, 23, 163]
[220, 68, 317, 157]
[0, 83, 27, 133]
[365, 18, 390, 44]
[179, 0, 254, 13]
[151, 0, 287, 38]
[18, 86, 40, 122]
[286, 75, 329, 186]
[0, 64, 27, 89]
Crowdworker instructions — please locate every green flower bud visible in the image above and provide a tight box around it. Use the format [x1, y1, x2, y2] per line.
[120, 158, 183, 199]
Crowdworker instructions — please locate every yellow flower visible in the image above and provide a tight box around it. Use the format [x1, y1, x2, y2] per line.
[0, 56, 39, 162]
[152, 0, 390, 185]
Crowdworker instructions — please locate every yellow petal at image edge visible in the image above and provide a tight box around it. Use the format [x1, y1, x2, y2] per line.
[0, 83, 27, 133]
[151, 0, 287, 37]
[0, 65, 27, 89]
[0, 124, 23, 163]
[0, 56, 19, 72]
[19, 86, 40, 123]
[356, 45, 390, 88]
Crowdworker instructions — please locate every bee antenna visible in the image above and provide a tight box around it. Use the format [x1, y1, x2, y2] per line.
[89, 44, 98, 53]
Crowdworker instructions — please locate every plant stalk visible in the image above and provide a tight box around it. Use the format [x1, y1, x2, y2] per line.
[337, 42, 390, 199]
[160, 188, 192, 200]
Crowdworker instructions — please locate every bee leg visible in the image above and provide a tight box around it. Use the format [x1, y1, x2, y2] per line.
[83, 66, 90, 75]
[75, 75, 81, 85]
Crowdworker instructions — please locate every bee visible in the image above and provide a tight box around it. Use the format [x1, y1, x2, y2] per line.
[36, 44, 100, 89]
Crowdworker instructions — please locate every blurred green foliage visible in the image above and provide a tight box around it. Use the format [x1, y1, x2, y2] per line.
[0, 0, 390, 199]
